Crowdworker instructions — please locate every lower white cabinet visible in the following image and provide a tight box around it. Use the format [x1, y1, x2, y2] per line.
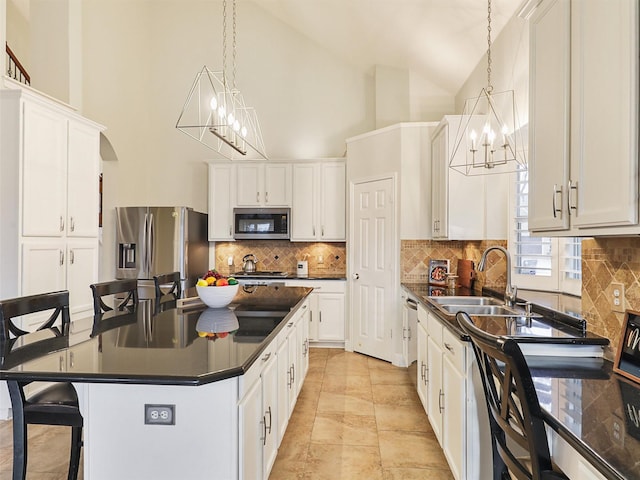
[419, 307, 492, 480]
[240, 298, 309, 480]
[416, 305, 429, 411]
[284, 280, 346, 345]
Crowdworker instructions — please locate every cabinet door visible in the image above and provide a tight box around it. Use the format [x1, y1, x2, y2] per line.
[317, 293, 345, 341]
[416, 321, 429, 411]
[291, 163, 317, 240]
[67, 239, 99, 319]
[21, 240, 66, 330]
[22, 100, 68, 237]
[208, 164, 235, 240]
[296, 304, 310, 394]
[442, 354, 465, 480]
[276, 337, 290, 443]
[238, 378, 263, 480]
[287, 323, 299, 414]
[67, 119, 100, 237]
[571, 0, 638, 229]
[236, 164, 262, 206]
[528, 0, 571, 232]
[262, 355, 279, 479]
[264, 164, 291, 206]
[431, 125, 447, 238]
[426, 336, 443, 443]
[319, 163, 346, 240]
[307, 292, 320, 341]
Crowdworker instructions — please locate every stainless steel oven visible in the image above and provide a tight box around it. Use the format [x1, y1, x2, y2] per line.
[233, 208, 290, 240]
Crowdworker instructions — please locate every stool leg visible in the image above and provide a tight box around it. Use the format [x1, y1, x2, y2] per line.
[68, 425, 83, 480]
[11, 420, 27, 480]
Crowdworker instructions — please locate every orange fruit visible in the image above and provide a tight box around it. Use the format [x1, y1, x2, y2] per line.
[215, 278, 229, 286]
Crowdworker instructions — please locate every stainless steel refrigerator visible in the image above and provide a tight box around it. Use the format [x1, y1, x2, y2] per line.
[115, 207, 208, 298]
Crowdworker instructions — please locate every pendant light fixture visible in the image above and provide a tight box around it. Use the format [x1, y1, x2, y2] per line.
[449, 0, 525, 176]
[176, 0, 267, 160]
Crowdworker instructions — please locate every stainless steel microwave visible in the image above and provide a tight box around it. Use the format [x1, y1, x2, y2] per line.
[233, 208, 290, 240]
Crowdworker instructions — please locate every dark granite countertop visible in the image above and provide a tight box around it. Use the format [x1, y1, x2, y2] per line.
[0, 285, 312, 386]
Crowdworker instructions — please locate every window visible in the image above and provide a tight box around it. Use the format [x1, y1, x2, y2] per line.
[509, 169, 581, 296]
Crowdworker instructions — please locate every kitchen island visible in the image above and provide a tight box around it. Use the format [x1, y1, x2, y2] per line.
[0, 285, 312, 480]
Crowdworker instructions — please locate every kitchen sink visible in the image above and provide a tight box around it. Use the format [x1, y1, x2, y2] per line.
[428, 296, 503, 306]
[439, 304, 524, 316]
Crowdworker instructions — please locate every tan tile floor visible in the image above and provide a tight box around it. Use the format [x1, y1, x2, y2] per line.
[269, 348, 454, 479]
[0, 348, 453, 479]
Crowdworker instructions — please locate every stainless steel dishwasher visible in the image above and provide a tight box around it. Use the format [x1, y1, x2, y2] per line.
[402, 292, 419, 383]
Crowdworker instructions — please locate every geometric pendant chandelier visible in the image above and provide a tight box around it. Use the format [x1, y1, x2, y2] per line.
[176, 0, 267, 160]
[449, 0, 525, 176]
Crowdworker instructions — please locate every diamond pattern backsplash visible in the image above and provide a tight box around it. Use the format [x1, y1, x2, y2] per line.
[581, 237, 640, 353]
[401, 239, 508, 290]
[214, 241, 346, 277]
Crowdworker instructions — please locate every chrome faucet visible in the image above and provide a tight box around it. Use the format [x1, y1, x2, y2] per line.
[478, 246, 517, 307]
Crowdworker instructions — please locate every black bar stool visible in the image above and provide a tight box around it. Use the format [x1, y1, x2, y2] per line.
[0, 290, 83, 480]
[153, 272, 182, 298]
[89, 279, 139, 315]
[456, 311, 569, 480]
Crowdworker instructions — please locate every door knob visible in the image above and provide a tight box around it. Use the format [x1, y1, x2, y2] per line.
[352, 273, 359, 280]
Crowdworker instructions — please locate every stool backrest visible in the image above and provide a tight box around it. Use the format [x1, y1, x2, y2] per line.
[456, 312, 563, 480]
[0, 291, 70, 340]
[153, 272, 182, 298]
[90, 279, 138, 315]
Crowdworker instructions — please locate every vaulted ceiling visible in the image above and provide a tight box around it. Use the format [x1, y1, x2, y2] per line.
[253, 0, 525, 95]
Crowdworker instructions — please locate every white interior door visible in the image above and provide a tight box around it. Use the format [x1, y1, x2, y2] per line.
[351, 177, 395, 362]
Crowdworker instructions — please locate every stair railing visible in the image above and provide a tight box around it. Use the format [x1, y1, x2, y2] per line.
[6, 43, 30, 85]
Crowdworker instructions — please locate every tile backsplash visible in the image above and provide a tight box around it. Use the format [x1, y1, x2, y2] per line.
[213, 241, 346, 277]
[582, 237, 640, 353]
[401, 239, 508, 290]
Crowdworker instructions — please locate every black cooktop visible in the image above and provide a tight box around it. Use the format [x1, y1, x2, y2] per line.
[232, 271, 289, 278]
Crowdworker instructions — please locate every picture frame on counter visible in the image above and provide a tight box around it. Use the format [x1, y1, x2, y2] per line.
[614, 310, 640, 384]
[428, 259, 449, 286]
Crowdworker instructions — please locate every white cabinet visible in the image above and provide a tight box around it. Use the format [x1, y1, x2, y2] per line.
[0, 88, 103, 324]
[284, 280, 346, 345]
[431, 115, 508, 240]
[529, 0, 639, 235]
[236, 163, 291, 207]
[208, 163, 235, 240]
[401, 292, 418, 367]
[419, 307, 491, 480]
[416, 305, 429, 411]
[291, 161, 346, 242]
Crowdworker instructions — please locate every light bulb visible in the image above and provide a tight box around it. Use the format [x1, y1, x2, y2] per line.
[227, 113, 235, 125]
[218, 105, 226, 119]
[233, 120, 240, 132]
[469, 130, 477, 150]
[241, 126, 248, 138]
[210, 96, 218, 111]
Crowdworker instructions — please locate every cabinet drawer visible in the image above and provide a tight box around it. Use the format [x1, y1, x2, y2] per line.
[427, 312, 443, 345]
[442, 328, 465, 374]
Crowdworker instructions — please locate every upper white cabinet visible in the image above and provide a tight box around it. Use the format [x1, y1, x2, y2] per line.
[0, 87, 104, 322]
[208, 163, 235, 241]
[431, 116, 508, 240]
[291, 160, 345, 242]
[236, 163, 291, 207]
[528, 0, 639, 235]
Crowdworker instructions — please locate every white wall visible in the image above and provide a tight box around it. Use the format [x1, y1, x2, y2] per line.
[455, 12, 529, 123]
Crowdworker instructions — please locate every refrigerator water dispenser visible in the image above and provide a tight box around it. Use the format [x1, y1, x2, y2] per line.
[119, 243, 137, 269]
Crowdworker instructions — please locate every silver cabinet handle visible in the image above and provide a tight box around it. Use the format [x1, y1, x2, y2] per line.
[568, 180, 578, 216]
[321, 226, 325, 237]
[265, 406, 272, 434]
[60, 216, 65, 232]
[256, 192, 260, 203]
[59, 355, 64, 371]
[287, 322, 294, 328]
[552, 184, 563, 218]
[439, 390, 444, 413]
[312, 226, 316, 236]
[229, 225, 232, 236]
[265, 191, 269, 203]
[69, 250, 75, 265]
[69, 351, 75, 368]
[444, 342, 454, 353]
[261, 352, 271, 362]
[70, 216, 75, 232]
[60, 250, 64, 266]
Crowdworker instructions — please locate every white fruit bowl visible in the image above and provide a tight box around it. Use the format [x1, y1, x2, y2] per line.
[196, 284, 239, 308]
[196, 308, 239, 334]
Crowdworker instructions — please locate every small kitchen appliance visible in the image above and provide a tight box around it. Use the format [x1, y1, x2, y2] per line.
[296, 260, 309, 277]
[242, 254, 258, 273]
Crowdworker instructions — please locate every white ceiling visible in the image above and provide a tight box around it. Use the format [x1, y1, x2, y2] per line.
[253, 0, 525, 94]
